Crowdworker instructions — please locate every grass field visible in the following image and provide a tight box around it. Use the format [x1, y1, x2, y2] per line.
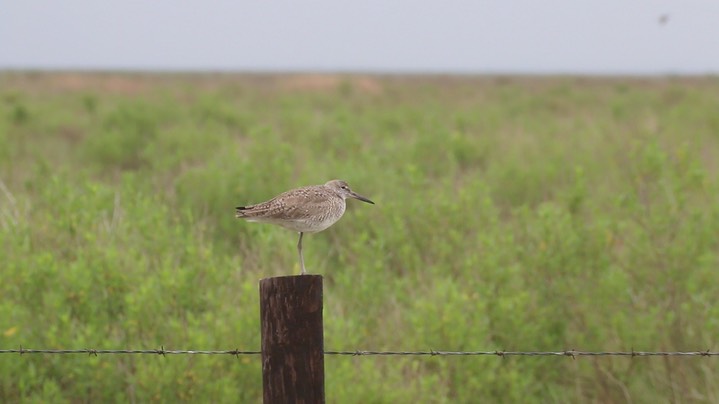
[1, 72, 718, 403]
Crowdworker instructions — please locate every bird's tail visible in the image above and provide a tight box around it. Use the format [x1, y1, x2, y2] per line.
[235, 206, 250, 218]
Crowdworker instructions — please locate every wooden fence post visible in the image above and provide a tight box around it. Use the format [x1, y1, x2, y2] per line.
[259, 275, 325, 404]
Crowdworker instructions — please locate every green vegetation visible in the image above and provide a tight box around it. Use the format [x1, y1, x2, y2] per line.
[1, 73, 718, 402]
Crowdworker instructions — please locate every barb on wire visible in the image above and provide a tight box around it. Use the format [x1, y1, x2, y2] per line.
[1, 348, 718, 357]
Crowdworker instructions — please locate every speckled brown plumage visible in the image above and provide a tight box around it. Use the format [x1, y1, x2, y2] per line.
[235, 180, 374, 274]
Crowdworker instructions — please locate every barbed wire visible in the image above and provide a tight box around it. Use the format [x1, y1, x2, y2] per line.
[1, 347, 717, 358]
[0, 347, 259, 356]
[327, 350, 719, 358]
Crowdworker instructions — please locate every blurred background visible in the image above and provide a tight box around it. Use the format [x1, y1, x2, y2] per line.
[3, 1, 719, 74]
[1, 1, 719, 403]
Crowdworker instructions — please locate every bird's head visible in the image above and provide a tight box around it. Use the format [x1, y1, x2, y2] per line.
[325, 180, 375, 204]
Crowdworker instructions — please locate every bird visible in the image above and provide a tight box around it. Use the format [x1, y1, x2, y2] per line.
[235, 180, 375, 275]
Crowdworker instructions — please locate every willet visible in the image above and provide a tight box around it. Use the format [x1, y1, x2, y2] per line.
[235, 180, 375, 274]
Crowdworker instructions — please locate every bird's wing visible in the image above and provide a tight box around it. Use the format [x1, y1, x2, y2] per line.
[236, 187, 333, 221]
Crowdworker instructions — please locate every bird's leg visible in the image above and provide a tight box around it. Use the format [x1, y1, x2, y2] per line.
[297, 232, 306, 275]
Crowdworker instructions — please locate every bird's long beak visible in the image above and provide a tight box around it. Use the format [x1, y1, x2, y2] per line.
[350, 191, 375, 204]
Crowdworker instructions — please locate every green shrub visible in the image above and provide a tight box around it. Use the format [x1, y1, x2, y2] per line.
[1, 74, 718, 402]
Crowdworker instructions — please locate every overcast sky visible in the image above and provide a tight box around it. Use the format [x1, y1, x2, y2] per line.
[2, 1, 719, 74]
